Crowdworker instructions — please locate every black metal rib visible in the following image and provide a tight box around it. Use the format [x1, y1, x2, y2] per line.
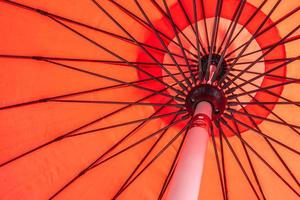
[2, 0, 195, 62]
[219, 127, 228, 199]
[226, 76, 300, 137]
[220, 0, 281, 86]
[110, 0, 198, 58]
[211, 125, 226, 200]
[50, 116, 186, 199]
[227, 6, 300, 57]
[112, 111, 182, 199]
[231, 95, 300, 188]
[200, 0, 210, 49]
[227, 79, 300, 98]
[49, 99, 183, 108]
[161, 0, 197, 85]
[0, 75, 185, 168]
[92, 0, 188, 93]
[226, 73, 300, 109]
[224, 25, 300, 89]
[228, 35, 300, 60]
[130, 0, 190, 90]
[111, 122, 191, 198]
[211, 0, 246, 83]
[192, 0, 204, 81]
[221, 116, 300, 197]
[205, 0, 223, 81]
[228, 101, 300, 106]
[150, 0, 204, 55]
[216, 120, 261, 200]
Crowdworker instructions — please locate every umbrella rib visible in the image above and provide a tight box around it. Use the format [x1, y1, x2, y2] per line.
[226, 74, 300, 109]
[0, 70, 189, 111]
[205, 0, 223, 81]
[150, 0, 204, 56]
[229, 101, 300, 106]
[217, 120, 261, 200]
[220, 0, 281, 87]
[219, 127, 228, 199]
[228, 35, 300, 61]
[227, 6, 300, 57]
[221, 116, 300, 197]
[0, 54, 196, 67]
[92, 0, 188, 93]
[157, 127, 189, 200]
[230, 96, 268, 199]
[178, 0, 207, 55]
[192, 0, 204, 81]
[110, 0, 198, 59]
[45, 16, 186, 97]
[226, 0, 266, 50]
[223, 114, 300, 155]
[67, 110, 185, 138]
[110, 122, 191, 199]
[130, 0, 190, 90]
[229, 63, 300, 82]
[225, 55, 300, 93]
[0, 78, 185, 168]
[199, 0, 210, 48]
[161, 0, 197, 85]
[231, 96, 300, 188]
[211, 125, 227, 200]
[49, 99, 184, 108]
[44, 59, 184, 100]
[226, 76, 300, 135]
[211, 0, 246, 83]
[227, 79, 300, 98]
[2, 0, 194, 62]
[49, 117, 186, 199]
[112, 111, 182, 199]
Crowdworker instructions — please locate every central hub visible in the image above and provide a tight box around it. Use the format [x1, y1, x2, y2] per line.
[185, 85, 227, 120]
[200, 54, 228, 81]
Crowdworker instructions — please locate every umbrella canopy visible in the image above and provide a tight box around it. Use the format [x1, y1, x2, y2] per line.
[0, 0, 299, 199]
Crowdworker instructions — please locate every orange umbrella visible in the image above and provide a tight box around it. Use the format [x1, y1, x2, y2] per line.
[0, 0, 299, 199]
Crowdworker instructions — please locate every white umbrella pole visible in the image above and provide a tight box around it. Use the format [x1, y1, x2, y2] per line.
[166, 101, 212, 200]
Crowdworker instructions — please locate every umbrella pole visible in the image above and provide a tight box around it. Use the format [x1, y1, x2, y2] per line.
[166, 101, 212, 200]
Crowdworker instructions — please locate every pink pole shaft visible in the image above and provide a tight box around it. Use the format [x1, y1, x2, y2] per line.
[166, 101, 212, 200]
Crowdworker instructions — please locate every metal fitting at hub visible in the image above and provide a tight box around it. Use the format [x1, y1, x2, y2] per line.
[185, 85, 227, 120]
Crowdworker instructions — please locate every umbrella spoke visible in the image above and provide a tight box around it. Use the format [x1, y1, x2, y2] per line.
[151, 0, 204, 56]
[211, 125, 227, 200]
[205, 0, 223, 81]
[231, 96, 300, 188]
[0, 79, 185, 168]
[49, 116, 186, 199]
[112, 111, 183, 199]
[110, 0, 198, 59]
[220, 0, 281, 86]
[227, 6, 300, 57]
[212, 0, 246, 83]
[226, 0, 267, 50]
[92, 0, 188, 93]
[49, 99, 184, 108]
[229, 35, 300, 60]
[199, 0, 210, 48]
[67, 110, 186, 138]
[110, 122, 190, 199]
[225, 55, 300, 94]
[227, 79, 300, 98]
[229, 67, 300, 82]
[131, 0, 190, 90]
[226, 75, 300, 108]
[221, 117, 300, 197]
[0, 70, 190, 111]
[226, 76, 300, 135]
[161, 0, 197, 85]
[229, 101, 300, 106]
[219, 128, 228, 199]
[217, 120, 261, 200]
